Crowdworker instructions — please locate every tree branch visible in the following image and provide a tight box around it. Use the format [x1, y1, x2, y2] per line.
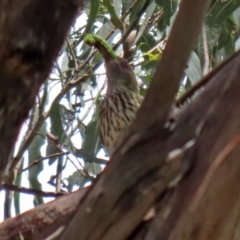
[129, 0, 211, 138]
[0, 188, 88, 240]
[60, 46, 240, 240]
[1, 183, 66, 197]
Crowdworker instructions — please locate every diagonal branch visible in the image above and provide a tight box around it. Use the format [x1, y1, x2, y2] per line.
[60, 44, 240, 240]
[0, 188, 88, 240]
[59, 0, 213, 239]
[130, 0, 212, 136]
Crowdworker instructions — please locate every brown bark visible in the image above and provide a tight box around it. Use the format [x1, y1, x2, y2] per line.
[59, 50, 240, 240]
[131, 51, 240, 240]
[131, 0, 211, 134]
[0, 188, 87, 240]
[0, 0, 240, 239]
[59, 0, 214, 239]
[2, 50, 240, 240]
[0, 0, 83, 182]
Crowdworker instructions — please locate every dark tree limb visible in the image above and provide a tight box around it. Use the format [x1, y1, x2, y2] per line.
[176, 50, 240, 106]
[0, 0, 83, 182]
[130, 0, 211, 135]
[1, 183, 66, 197]
[60, 49, 240, 240]
[0, 188, 87, 240]
[131, 50, 240, 240]
[59, 0, 213, 239]
[153, 54, 240, 239]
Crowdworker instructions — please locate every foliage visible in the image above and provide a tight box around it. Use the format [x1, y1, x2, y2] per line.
[3, 0, 240, 219]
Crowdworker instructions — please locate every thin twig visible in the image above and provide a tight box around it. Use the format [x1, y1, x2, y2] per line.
[1, 183, 66, 197]
[176, 75, 211, 106]
[121, 0, 139, 20]
[137, 9, 164, 45]
[202, 23, 210, 75]
[20, 152, 69, 173]
[176, 51, 240, 106]
[67, 38, 78, 71]
[56, 155, 64, 193]
[67, 156, 94, 181]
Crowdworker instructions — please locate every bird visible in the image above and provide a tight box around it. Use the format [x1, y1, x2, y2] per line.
[85, 34, 142, 156]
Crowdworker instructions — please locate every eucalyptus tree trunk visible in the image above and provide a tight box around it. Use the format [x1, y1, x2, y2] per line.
[0, 0, 83, 183]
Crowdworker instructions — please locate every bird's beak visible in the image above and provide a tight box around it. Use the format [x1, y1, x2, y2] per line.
[95, 43, 113, 61]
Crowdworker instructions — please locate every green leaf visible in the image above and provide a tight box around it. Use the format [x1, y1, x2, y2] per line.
[85, 161, 102, 177]
[103, 0, 123, 30]
[66, 170, 91, 190]
[207, 0, 240, 28]
[205, 1, 240, 60]
[224, 35, 235, 56]
[81, 104, 102, 176]
[66, 170, 80, 191]
[184, 78, 192, 92]
[134, 1, 157, 44]
[122, 0, 133, 15]
[233, 7, 240, 28]
[143, 60, 159, 78]
[14, 160, 23, 215]
[185, 51, 202, 84]
[28, 121, 46, 206]
[81, 110, 102, 176]
[82, 120, 100, 155]
[49, 103, 64, 139]
[71, 145, 108, 165]
[46, 140, 59, 165]
[138, 33, 157, 52]
[140, 75, 152, 87]
[144, 52, 161, 61]
[236, 37, 240, 50]
[85, 0, 100, 34]
[217, 21, 235, 57]
[48, 103, 68, 165]
[129, 0, 147, 24]
[155, 0, 178, 25]
[113, 0, 122, 17]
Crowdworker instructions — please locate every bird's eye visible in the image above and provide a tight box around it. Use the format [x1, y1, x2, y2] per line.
[120, 60, 130, 69]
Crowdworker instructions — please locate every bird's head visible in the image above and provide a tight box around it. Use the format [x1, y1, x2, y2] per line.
[104, 56, 137, 93]
[84, 34, 138, 93]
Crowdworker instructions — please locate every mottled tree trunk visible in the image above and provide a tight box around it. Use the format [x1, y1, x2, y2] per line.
[0, 0, 83, 182]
